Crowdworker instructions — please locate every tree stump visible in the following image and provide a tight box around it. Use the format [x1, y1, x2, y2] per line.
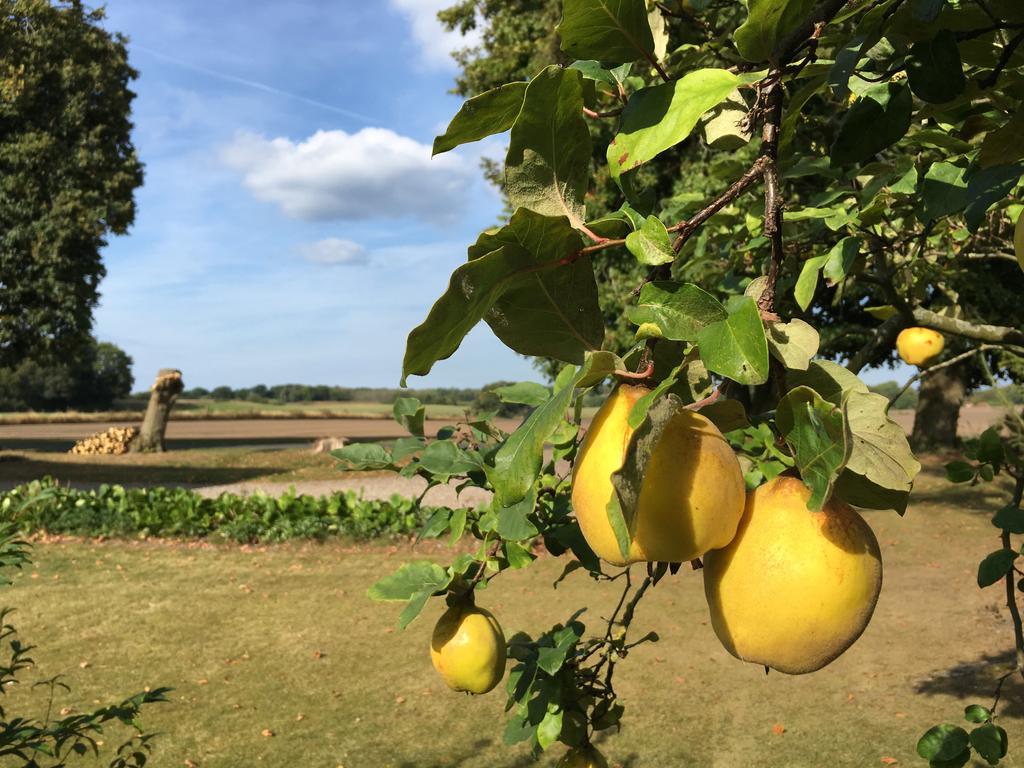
[131, 368, 183, 453]
[910, 362, 966, 452]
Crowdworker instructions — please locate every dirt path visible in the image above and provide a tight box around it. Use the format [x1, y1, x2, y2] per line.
[195, 475, 493, 507]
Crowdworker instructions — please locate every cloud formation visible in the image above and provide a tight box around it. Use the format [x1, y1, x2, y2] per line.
[222, 128, 473, 223]
[298, 238, 368, 266]
[388, 0, 480, 68]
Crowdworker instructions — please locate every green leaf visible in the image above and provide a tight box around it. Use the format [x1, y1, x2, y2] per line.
[979, 110, 1024, 169]
[402, 211, 602, 384]
[418, 441, 481, 477]
[789, 360, 867, 404]
[611, 393, 682, 559]
[367, 561, 449, 601]
[906, 30, 965, 104]
[831, 83, 912, 166]
[776, 386, 850, 510]
[794, 255, 827, 311]
[700, 399, 749, 433]
[919, 161, 968, 222]
[605, 495, 632, 561]
[842, 390, 921, 498]
[432, 82, 528, 156]
[393, 397, 425, 436]
[494, 382, 551, 407]
[506, 66, 590, 227]
[912, 0, 945, 23]
[766, 318, 820, 371]
[695, 296, 769, 385]
[625, 215, 675, 265]
[978, 549, 1018, 588]
[608, 69, 741, 179]
[490, 372, 578, 508]
[963, 704, 991, 724]
[392, 436, 426, 462]
[734, 0, 816, 62]
[577, 350, 624, 388]
[969, 723, 1008, 764]
[626, 281, 727, 341]
[536, 622, 583, 675]
[504, 540, 536, 569]
[557, 0, 654, 64]
[992, 504, 1024, 534]
[964, 163, 1024, 232]
[536, 707, 563, 750]
[496, 490, 541, 540]
[945, 460, 976, 483]
[917, 724, 970, 762]
[822, 236, 860, 285]
[332, 443, 394, 470]
[977, 428, 1005, 465]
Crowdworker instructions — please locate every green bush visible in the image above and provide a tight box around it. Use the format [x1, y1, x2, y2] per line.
[0, 479, 438, 542]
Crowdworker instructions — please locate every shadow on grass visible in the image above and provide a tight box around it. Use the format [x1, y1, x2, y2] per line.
[0, 454, 284, 488]
[395, 743, 642, 767]
[913, 649, 1024, 719]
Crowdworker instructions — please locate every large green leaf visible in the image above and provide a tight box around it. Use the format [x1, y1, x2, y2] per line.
[766, 318, 820, 370]
[776, 386, 850, 510]
[626, 281, 727, 341]
[506, 66, 591, 227]
[402, 210, 602, 384]
[979, 110, 1024, 168]
[734, 0, 816, 62]
[490, 373, 578, 508]
[695, 296, 769, 385]
[418, 440, 481, 477]
[917, 725, 970, 763]
[919, 161, 968, 222]
[977, 548, 1018, 588]
[494, 381, 551, 407]
[392, 396, 425, 436]
[840, 390, 920, 510]
[608, 69, 741, 180]
[433, 82, 528, 155]
[367, 561, 453, 629]
[557, 0, 654, 64]
[472, 210, 604, 362]
[906, 30, 965, 104]
[831, 83, 912, 166]
[964, 162, 1024, 231]
[789, 360, 867, 403]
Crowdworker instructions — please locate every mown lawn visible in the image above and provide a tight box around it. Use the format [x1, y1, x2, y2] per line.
[3, 463, 1021, 767]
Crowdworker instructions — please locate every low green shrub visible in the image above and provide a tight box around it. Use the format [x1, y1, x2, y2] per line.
[0, 478, 436, 542]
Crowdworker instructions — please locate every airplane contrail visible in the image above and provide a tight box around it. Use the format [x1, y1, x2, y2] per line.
[132, 44, 380, 125]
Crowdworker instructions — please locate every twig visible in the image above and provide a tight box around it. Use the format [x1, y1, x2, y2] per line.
[888, 346, 999, 406]
[684, 385, 724, 411]
[1003, 475, 1024, 681]
[614, 361, 655, 381]
[583, 106, 624, 119]
[757, 78, 785, 314]
[670, 157, 769, 253]
[981, 29, 1024, 89]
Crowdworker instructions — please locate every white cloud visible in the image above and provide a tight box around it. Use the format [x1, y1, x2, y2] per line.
[298, 238, 368, 266]
[388, 0, 480, 68]
[222, 128, 474, 223]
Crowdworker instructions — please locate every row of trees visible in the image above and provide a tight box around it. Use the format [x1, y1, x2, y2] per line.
[0, 337, 133, 411]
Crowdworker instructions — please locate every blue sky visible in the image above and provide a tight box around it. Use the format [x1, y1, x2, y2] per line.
[94, 0, 538, 391]
[93, 1, 905, 391]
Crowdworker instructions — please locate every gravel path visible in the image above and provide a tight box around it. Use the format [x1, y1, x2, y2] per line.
[197, 476, 494, 507]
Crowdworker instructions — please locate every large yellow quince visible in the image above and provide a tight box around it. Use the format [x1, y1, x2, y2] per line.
[430, 602, 506, 694]
[571, 384, 745, 566]
[896, 326, 944, 367]
[557, 745, 608, 768]
[1015, 208, 1024, 272]
[703, 476, 882, 674]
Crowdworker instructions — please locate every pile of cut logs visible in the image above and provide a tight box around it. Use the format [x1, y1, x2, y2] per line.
[68, 426, 138, 456]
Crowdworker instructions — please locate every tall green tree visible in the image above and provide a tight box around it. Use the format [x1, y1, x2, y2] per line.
[0, 0, 142, 366]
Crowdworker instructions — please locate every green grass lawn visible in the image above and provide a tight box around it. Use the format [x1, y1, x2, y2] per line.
[3, 464, 1021, 767]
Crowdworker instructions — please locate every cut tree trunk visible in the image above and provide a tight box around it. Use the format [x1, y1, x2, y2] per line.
[910, 363, 967, 452]
[131, 369, 183, 453]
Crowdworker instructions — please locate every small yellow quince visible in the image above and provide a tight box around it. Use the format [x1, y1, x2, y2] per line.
[430, 602, 506, 694]
[896, 327, 944, 367]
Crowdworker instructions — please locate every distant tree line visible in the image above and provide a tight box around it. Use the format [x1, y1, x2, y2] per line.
[0, 338, 133, 411]
[136, 384, 484, 406]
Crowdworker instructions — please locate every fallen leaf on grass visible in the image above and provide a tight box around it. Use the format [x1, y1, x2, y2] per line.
[880, 758, 898, 765]
[771, 724, 786, 735]
[261, 729, 275, 738]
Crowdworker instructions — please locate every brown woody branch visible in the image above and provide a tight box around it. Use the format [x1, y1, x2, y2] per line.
[1004, 475, 1024, 682]
[888, 345, 1001, 406]
[757, 79, 785, 314]
[912, 308, 1024, 347]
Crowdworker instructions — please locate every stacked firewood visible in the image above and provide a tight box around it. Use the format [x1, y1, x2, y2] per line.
[69, 426, 138, 455]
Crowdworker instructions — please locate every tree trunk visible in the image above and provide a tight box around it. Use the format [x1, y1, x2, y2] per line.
[131, 369, 183, 453]
[910, 363, 967, 452]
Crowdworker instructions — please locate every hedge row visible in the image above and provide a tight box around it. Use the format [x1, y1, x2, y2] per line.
[0, 478, 434, 542]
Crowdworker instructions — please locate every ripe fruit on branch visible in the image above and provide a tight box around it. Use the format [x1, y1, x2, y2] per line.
[557, 745, 609, 768]
[896, 327, 944, 367]
[703, 476, 883, 674]
[571, 384, 745, 566]
[430, 602, 506, 694]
